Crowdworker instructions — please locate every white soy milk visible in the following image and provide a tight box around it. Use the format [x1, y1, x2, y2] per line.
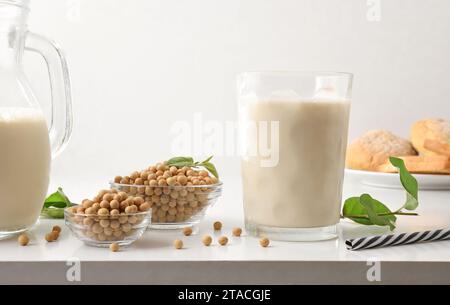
[0, 108, 51, 231]
[241, 99, 350, 228]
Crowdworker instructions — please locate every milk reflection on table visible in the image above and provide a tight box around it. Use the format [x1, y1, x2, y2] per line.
[0, 108, 51, 231]
[241, 96, 350, 235]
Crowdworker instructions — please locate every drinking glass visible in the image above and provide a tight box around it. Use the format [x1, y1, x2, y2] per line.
[238, 71, 353, 241]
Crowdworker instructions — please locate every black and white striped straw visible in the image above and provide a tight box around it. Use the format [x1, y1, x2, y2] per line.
[346, 228, 450, 251]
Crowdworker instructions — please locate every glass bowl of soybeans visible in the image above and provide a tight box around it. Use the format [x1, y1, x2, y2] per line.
[109, 181, 222, 230]
[64, 202, 151, 247]
[109, 164, 222, 230]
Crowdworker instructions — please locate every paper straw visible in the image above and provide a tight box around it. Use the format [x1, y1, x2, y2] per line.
[345, 228, 450, 251]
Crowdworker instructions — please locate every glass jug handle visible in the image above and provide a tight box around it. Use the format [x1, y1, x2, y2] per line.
[25, 32, 73, 158]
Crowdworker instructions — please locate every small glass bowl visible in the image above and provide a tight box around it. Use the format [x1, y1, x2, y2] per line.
[110, 182, 223, 230]
[64, 206, 151, 247]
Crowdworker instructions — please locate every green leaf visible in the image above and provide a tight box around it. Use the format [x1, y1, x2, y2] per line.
[341, 156, 420, 229]
[201, 155, 214, 164]
[44, 201, 69, 209]
[168, 161, 196, 168]
[342, 197, 369, 225]
[166, 156, 220, 179]
[360, 194, 396, 230]
[167, 157, 194, 167]
[41, 207, 65, 219]
[202, 162, 219, 178]
[342, 196, 396, 229]
[43, 187, 71, 208]
[389, 156, 419, 211]
[41, 187, 73, 219]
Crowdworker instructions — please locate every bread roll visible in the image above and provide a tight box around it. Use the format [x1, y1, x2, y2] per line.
[411, 118, 450, 156]
[377, 155, 450, 174]
[346, 130, 416, 171]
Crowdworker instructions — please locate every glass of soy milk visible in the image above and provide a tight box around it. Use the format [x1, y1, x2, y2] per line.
[238, 71, 352, 241]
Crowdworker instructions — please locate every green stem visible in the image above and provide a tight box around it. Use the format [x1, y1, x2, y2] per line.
[341, 211, 418, 219]
[393, 212, 419, 216]
[340, 215, 369, 220]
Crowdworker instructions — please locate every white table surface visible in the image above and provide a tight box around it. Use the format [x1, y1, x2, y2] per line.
[1, 175, 450, 284]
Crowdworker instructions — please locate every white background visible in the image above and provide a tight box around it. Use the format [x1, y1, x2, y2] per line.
[23, 0, 450, 188]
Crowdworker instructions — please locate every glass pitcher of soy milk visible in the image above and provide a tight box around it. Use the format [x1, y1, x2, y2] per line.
[0, 0, 72, 239]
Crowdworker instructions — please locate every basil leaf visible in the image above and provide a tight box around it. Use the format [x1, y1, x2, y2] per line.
[389, 156, 419, 211]
[342, 196, 396, 228]
[202, 162, 219, 178]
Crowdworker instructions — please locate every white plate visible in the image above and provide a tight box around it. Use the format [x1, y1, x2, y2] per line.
[345, 168, 450, 190]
